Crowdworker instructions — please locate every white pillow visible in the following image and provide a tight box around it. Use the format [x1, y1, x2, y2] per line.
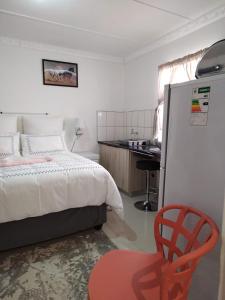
[21, 133, 68, 156]
[22, 116, 63, 134]
[0, 133, 20, 158]
[0, 116, 17, 133]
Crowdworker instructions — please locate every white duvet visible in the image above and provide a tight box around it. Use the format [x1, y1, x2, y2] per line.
[0, 153, 123, 223]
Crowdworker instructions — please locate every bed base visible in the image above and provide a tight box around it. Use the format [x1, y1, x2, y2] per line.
[0, 204, 107, 252]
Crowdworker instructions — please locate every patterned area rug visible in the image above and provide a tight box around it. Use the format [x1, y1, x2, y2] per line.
[0, 230, 117, 300]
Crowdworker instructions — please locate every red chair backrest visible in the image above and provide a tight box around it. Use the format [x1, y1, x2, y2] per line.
[154, 204, 219, 300]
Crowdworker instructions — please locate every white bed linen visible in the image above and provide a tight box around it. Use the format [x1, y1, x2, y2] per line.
[21, 133, 68, 156]
[0, 133, 20, 158]
[0, 116, 18, 133]
[0, 152, 123, 223]
[22, 116, 63, 134]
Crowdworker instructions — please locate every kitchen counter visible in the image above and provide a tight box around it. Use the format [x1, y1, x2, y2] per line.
[98, 141, 161, 195]
[98, 140, 161, 160]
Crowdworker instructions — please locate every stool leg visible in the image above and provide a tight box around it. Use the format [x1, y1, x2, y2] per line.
[134, 170, 157, 212]
[146, 170, 150, 203]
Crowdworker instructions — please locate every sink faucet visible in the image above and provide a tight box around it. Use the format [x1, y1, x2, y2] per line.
[130, 128, 138, 139]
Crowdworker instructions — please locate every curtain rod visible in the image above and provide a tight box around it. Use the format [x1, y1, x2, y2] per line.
[158, 48, 207, 69]
[0, 112, 48, 115]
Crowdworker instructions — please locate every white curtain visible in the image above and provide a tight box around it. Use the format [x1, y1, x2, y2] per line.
[158, 49, 205, 102]
[153, 101, 164, 145]
[153, 49, 205, 144]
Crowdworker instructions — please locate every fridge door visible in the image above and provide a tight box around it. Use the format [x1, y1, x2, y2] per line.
[163, 76, 225, 300]
[158, 84, 171, 210]
[218, 192, 225, 300]
[158, 167, 165, 209]
[160, 84, 171, 169]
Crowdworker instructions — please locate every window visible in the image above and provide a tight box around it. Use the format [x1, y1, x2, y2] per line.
[153, 49, 205, 144]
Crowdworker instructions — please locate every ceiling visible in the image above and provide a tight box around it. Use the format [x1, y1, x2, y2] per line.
[0, 0, 224, 58]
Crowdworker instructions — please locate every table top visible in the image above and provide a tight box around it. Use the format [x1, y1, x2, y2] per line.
[98, 141, 161, 160]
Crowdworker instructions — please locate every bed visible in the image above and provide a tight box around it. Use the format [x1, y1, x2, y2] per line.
[0, 152, 123, 251]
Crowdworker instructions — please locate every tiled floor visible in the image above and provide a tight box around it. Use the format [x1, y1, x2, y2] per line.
[103, 192, 157, 252]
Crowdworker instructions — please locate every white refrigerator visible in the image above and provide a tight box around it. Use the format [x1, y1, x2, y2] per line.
[159, 74, 225, 300]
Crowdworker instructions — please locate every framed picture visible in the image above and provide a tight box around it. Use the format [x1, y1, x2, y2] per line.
[42, 59, 78, 87]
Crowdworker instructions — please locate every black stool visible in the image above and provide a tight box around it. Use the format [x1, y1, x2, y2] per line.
[134, 160, 160, 211]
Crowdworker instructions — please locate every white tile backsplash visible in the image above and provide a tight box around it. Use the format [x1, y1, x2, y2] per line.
[149, 127, 153, 140]
[123, 112, 127, 127]
[144, 110, 152, 128]
[106, 127, 115, 140]
[97, 111, 106, 127]
[98, 126, 107, 141]
[115, 127, 124, 140]
[138, 127, 145, 139]
[131, 111, 138, 127]
[144, 127, 153, 139]
[127, 111, 132, 127]
[127, 127, 132, 139]
[138, 111, 145, 128]
[115, 112, 124, 127]
[97, 109, 154, 142]
[106, 112, 115, 127]
[151, 109, 155, 125]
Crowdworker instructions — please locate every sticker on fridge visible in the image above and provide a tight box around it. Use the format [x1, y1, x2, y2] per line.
[191, 86, 210, 126]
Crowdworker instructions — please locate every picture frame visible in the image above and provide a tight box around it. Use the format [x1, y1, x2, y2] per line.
[42, 59, 78, 87]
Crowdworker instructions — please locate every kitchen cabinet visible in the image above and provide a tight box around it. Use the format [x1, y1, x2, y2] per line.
[99, 144, 146, 195]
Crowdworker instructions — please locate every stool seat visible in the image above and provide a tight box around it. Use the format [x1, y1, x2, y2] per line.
[136, 160, 160, 171]
[135, 159, 160, 212]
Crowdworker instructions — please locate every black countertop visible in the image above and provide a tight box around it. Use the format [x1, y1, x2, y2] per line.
[98, 141, 161, 159]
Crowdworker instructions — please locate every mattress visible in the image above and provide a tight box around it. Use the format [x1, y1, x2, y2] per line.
[0, 152, 123, 223]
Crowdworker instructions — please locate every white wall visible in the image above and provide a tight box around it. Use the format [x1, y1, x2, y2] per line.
[0, 39, 124, 152]
[124, 17, 225, 111]
[1, 17, 225, 152]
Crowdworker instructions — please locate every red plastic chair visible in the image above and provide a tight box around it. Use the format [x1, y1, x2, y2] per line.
[88, 204, 219, 300]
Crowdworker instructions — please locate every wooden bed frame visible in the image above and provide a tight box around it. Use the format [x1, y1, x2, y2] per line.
[0, 204, 107, 251]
